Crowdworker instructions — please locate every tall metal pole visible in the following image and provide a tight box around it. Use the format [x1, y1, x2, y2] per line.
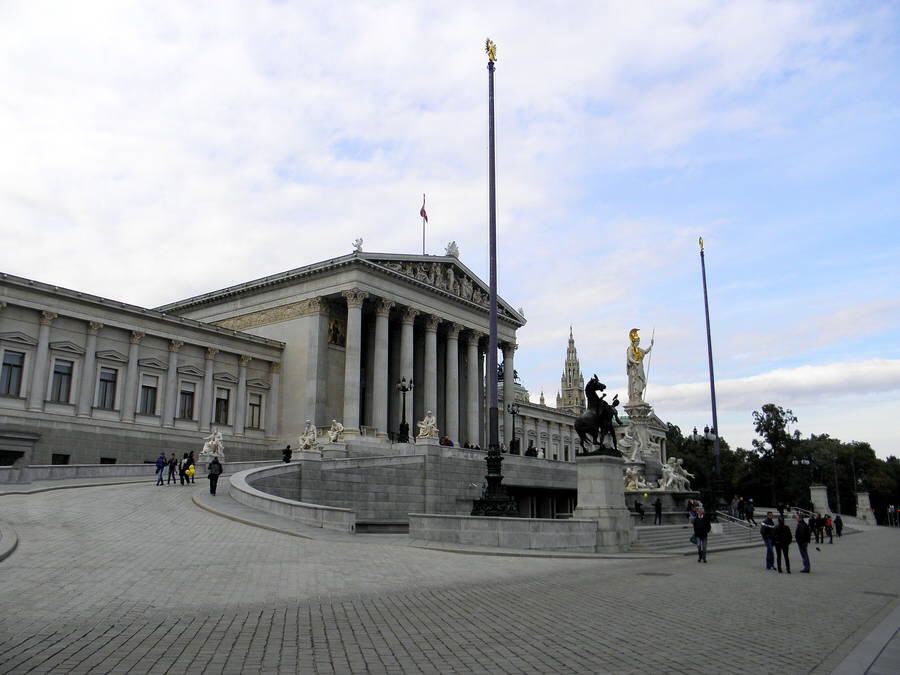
[487, 50, 499, 453]
[699, 238, 722, 505]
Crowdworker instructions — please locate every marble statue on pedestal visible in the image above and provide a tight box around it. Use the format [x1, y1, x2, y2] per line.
[200, 429, 225, 462]
[659, 458, 677, 490]
[327, 419, 344, 443]
[674, 458, 694, 491]
[626, 328, 653, 404]
[624, 465, 649, 490]
[298, 420, 319, 450]
[620, 428, 643, 462]
[417, 411, 439, 440]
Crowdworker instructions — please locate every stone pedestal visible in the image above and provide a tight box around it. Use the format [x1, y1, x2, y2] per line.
[415, 437, 440, 448]
[856, 491, 872, 523]
[296, 450, 322, 462]
[321, 442, 348, 460]
[574, 454, 634, 552]
[810, 484, 830, 514]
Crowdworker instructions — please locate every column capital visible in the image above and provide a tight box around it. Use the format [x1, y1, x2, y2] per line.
[466, 330, 483, 346]
[88, 321, 104, 335]
[205, 347, 219, 360]
[270, 361, 281, 374]
[130, 331, 145, 345]
[375, 299, 395, 317]
[401, 307, 419, 325]
[169, 340, 184, 353]
[424, 314, 440, 332]
[342, 288, 369, 308]
[239, 355, 253, 367]
[446, 323, 462, 339]
[501, 341, 518, 357]
[40, 311, 58, 326]
[305, 296, 330, 315]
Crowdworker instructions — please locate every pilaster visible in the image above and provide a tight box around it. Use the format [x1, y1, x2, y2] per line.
[234, 355, 251, 436]
[121, 331, 144, 422]
[27, 311, 58, 411]
[200, 347, 218, 431]
[162, 340, 182, 427]
[76, 321, 103, 417]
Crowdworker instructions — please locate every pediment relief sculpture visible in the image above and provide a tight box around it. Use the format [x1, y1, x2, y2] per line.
[375, 260, 490, 308]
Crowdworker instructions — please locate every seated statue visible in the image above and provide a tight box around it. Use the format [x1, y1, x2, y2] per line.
[200, 429, 225, 462]
[624, 466, 639, 490]
[674, 458, 694, 491]
[417, 411, 439, 440]
[327, 419, 344, 443]
[298, 420, 319, 451]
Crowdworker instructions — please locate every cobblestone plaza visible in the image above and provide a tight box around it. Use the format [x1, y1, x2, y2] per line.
[1, 481, 899, 674]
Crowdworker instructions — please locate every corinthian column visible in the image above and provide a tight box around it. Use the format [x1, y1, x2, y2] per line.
[200, 347, 218, 431]
[398, 307, 418, 431]
[162, 340, 182, 427]
[342, 289, 368, 435]
[423, 315, 439, 427]
[373, 298, 393, 438]
[27, 311, 58, 411]
[444, 323, 461, 444]
[77, 321, 103, 417]
[121, 331, 144, 422]
[234, 355, 251, 436]
[466, 331, 481, 446]
[502, 342, 517, 448]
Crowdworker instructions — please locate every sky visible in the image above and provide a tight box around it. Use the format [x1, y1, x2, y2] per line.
[1, 2, 898, 456]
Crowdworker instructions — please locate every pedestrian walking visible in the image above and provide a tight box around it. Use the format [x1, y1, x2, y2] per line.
[692, 507, 711, 563]
[730, 495, 740, 519]
[738, 497, 745, 521]
[179, 452, 189, 485]
[282, 445, 292, 463]
[634, 500, 645, 522]
[812, 513, 821, 543]
[816, 513, 825, 543]
[188, 451, 196, 484]
[654, 497, 663, 526]
[207, 457, 223, 496]
[746, 500, 758, 526]
[774, 516, 792, 573]
[167, 453, 178, 484]
[686, 499, 695, 521]
[834, 514, 843, 537]
[825, 515, 833, 544]
[761, 512, 777, 570]
[795, 514, 811, 573]
[154, 452, 166, 486]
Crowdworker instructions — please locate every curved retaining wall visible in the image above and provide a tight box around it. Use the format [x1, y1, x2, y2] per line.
[0, 459, 282, 483]
[408, 513, 598, 552]
[230, 463, 356, 533]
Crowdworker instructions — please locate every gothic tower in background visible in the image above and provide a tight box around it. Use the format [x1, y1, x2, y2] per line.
[556, 327, 586, 414]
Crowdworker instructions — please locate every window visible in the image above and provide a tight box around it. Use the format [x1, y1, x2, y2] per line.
[214, 387, 230, 425]
[564, 444, 570, 462]
[139, 375, 158, 415]
[97, 367, 118, 410]
[248, 393, 262, 429]
[99, 457, 117, 464]
[50, 359, 74, 403]
[0, 351, 25, 397]
[51, 453, 70, 465]
[178, 382, 195, 420]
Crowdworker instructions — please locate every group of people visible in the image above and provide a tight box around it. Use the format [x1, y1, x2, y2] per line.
[758, 510, 842, 573]
[154, 451, 223, 495]
[728, 495, 758, 526]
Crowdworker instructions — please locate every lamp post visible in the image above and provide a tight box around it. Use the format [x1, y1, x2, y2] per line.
[506, 402, 520, 454]
[396, 377, 413, 443]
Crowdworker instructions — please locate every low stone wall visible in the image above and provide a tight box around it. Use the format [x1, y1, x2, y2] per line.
[408, 513, 598, 552]
[231, 464, 355, 533]
[0, 459, 283, 483]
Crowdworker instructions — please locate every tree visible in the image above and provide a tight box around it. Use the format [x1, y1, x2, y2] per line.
[752, 404, 798, 506]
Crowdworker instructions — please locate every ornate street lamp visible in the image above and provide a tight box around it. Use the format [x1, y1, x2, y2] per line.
[506, 402, 520, 454]
[396, 377, 413, 443]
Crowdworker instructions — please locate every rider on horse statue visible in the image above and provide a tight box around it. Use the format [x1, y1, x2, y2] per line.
[574, 375, 621, 456]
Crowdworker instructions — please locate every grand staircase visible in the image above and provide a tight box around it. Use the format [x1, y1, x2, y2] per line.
[631, 515, 759, 554]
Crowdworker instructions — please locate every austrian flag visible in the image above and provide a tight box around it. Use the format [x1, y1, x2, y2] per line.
[420, 194, 428, 222]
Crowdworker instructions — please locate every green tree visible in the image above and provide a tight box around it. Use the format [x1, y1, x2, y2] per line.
[751, 404, 798, 506]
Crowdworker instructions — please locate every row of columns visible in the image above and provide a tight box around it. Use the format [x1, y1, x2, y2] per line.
[19, 308, 280, 437]
[339, 288, 502, 445]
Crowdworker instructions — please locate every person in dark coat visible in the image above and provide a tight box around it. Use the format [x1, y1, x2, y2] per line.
[835, 514, 843, 537]
[824, 515, 834, 544]
[207, 457, 223, 496]
[746, 500, 758, 526]
[774, 516, 792, 573]
[634, 500, 645, 521]
[795, 514, 811, 573]
[179, 452, 189, 485]
[282, 445, 292, 463]
[654, 497, 663, 526]
[760, 512, 777, 570]
[188, 451, 197, 484]
[738, 497, 745, 521]
[693, 507, 711, 562]
[167, 453, 178, 484]
[154, 452, 166, 486]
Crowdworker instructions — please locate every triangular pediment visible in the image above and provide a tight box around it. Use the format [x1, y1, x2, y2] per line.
[213, 371, 238, 384]
[96, 349, 128, 363]
[363, 255, 525, 325]
[247, 378, 270, 390]
[138, 357, 167, 370]
[177, 364, 205, 377]
[50, 340, 85, 355]
[0, 331, 38, 347]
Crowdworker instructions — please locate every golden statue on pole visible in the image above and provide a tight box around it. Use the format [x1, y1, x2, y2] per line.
[485, 38, 497, 62]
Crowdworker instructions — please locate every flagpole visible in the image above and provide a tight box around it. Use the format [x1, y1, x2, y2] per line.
[699, 236, 723, 510]
[421, 194, 426, 255]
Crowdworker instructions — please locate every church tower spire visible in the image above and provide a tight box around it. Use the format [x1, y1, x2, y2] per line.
[557, 327, 586, 414]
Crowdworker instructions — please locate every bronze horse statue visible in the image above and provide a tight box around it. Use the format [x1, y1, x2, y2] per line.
[574, 375, 622, 456]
